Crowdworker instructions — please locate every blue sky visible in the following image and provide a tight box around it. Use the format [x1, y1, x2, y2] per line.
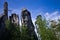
[0, 0, 60, 24]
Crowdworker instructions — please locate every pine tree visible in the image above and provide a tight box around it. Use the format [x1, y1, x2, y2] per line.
[35, 15, 58, 40]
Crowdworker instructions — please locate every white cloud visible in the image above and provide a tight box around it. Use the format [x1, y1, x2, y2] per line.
[32, 11, 60, 25]
[45, 11, 60, 21]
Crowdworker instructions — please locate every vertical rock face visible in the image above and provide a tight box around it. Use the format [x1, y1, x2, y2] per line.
[0, 14, 6, 40]
[0, 1, 8, 34]
[0, 14, 5, 30]
[9, 13, 19, 25]
[21, 9, 34, 28]
[0, 1, 8, 31]
[21, 9, 38, 40]
[4, 2, 8, 19]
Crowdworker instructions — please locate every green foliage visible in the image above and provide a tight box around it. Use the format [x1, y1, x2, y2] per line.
[20, 25, 35, 40]
[35, 15, 58, 40]
[5, 20, 35, 40]
[5, 20, 20, 40]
